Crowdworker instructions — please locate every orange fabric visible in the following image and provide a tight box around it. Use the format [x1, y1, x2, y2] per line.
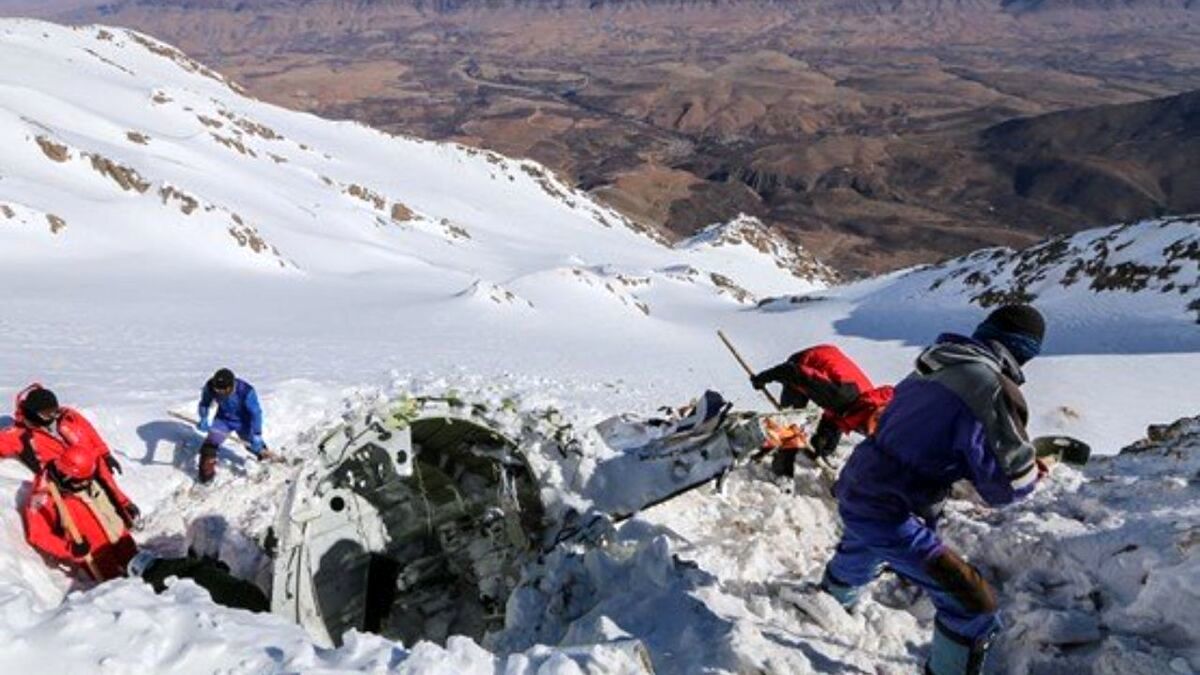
[23, 472, 137, 581]
[762, 418, 809, 451]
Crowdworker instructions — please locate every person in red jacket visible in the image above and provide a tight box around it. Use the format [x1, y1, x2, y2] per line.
[22, 446, 271, 611]
[24, 444, 140, 581]
[0, 384, 126, 480]
[750, 344, 894, 476]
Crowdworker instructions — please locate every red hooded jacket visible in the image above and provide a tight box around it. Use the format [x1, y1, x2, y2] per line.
[782, 345, 894, 434]
[23, 466, 138, 581]
[0, 385, 113, 473]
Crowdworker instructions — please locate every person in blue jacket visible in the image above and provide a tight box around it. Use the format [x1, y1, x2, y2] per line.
[820, 304, 1048, 675]
[195, 368, 273, 483]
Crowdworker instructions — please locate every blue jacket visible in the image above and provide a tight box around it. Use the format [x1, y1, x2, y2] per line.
[835, 334, 1038, 524]
[199, 379, 263, 437]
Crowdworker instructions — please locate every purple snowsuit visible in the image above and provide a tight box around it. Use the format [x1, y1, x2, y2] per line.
[826, 333, 1039, 643]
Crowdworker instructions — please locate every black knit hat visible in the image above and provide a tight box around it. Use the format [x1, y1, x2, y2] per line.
[979, 304, 1045, 343]
[208, 368, 235, 391]
[21, 388, 59, 418]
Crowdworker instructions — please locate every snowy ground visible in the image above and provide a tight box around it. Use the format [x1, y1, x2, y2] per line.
[0, 17, 1196, 674]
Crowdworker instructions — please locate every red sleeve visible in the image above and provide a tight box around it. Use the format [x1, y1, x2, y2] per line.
[23, 492, 72, 561]
[0, 428, 22, 459]
[71, 412, 111, 457]
[95, 460, 133, 510]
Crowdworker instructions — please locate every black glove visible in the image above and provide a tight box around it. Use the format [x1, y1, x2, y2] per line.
[104, 454, 123, 475]
[122, 503, 142, 528]
[811, 419, 843, 458]
[749, 371, 772, 391]
[70, 540, 91, 557]
[750, 363, 792, 391]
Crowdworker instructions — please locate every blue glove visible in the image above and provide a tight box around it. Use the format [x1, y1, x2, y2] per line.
[250, 435, 265, 456]
[196, 417, 210, 433]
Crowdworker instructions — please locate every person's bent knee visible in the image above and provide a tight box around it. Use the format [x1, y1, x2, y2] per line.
[925, 547, 997, 615]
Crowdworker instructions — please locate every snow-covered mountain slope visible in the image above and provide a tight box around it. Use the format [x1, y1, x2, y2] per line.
[0, 17, 1198, 675]
[0, 19, 825, 303]
[753, 216, 1200, 451]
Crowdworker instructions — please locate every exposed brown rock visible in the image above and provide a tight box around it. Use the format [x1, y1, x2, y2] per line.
[36, 136, 70, 162]
[159, 185, 200, 214]
[442, 220, 471, 240]
[210, 133, 257, 157]
[85, 153, 151, 193]
[390, 202, 415, 222]
[228, 222, 269, 253]
[46, 214, 66, 233]
[345, 183, 385, 210]
[709, 272, 755, 304]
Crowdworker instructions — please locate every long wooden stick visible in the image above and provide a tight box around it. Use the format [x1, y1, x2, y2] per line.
[716, 330, 839, 484]
[167, 410, 252, 450]
[718, 329, 783, 411]
[46, 481, 103, 580]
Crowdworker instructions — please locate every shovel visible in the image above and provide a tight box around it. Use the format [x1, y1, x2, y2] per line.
[1033, 435, 1092, 466]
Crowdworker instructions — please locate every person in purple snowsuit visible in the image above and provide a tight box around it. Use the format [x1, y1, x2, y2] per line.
[194, 368, 272, 483]
[821, 304, 1047, 675]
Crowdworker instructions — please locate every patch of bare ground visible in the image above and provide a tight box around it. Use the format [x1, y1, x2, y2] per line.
[35, 136, 70, 162]
[85, 153, 151, 193]
[46, 214, 66, 233]
[390, 202, 415, 223]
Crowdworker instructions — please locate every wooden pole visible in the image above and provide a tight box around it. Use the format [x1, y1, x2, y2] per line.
[46, 480, 103, 580]
[167, 410, 252, 450]
[718, 329, 784, 411]
[716, 329, 839, 485]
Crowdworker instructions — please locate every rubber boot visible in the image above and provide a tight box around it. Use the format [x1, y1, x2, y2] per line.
[926, 619, 993, 675]
[198, 443, 218, 484]
[820, 567, 863, 608]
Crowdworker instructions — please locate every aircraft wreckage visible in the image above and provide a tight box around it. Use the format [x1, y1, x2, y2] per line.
[258, 391, 1090, 669]
[266, 392, 802, 657]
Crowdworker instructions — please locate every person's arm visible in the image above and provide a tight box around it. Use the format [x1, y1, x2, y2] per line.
[958, 382, 1038, 506]
[95, 458, 134, 512]
[246, 388, 263, 437]
[196, 387, 213, 431]
[23, 493, 73, 560]
[70, 412, 111, 457]
[0, 428, 23, 459]
[750, 362, 797, 389]
[245, 388, 265, 455]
